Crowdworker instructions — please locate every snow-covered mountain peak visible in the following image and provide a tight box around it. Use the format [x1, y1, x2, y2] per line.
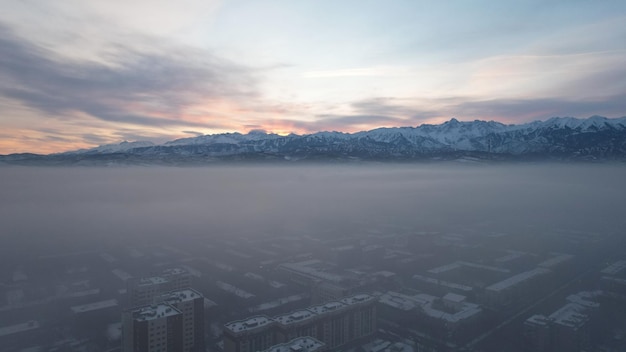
[540, 116, 625, 131]
[78, 140, 155, 154]
[49, 115, 626, 161]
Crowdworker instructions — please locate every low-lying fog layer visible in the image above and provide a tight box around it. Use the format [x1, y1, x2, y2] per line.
[1, 164, 625, 255]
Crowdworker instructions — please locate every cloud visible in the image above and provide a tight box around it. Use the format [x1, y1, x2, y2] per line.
[318, 114, 402, 124]
[245, 114, 412, 135]
[298, 94, 626, 132]
[82, 133, 112, 145]
[0, 0, 223, 50]
[351, 98, 441, 120]
[247, 90, 626, 136]
[0, 22, 258, 130]
[450, 96, 626, 122]
[355, 94, 626, 125]
[301, 66, 406, 79]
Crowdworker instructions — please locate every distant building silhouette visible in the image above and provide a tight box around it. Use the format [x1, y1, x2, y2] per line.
[523, 291, 601, 352]
[223, 293, 376, 352]
[127, 268, 191, 307]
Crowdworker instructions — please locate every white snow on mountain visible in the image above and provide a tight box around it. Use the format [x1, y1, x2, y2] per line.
[71, 140, 155, 154]
[66, 116, 626, 155]
[540, 116, 626, 131]
[165, 131, 284, 146]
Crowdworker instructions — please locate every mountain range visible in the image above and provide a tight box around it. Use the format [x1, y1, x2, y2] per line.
[2, 116, 626, 165]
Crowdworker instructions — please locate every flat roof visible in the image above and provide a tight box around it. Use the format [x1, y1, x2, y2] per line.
[495, 250, 526, 263]
[412, 274, 473, 291]
[261, 337, 325, 352]
[226, 293, 373, 333]
[386, 342, 415, 352]
[428, 261, 509, 274]
[71, 299, 118, 314]
[601, 260, 626, 275]
[380, 291, 481, 323]
[362, 339, 391, 352]
[421, 300, 481, 323]
[308, 301, 344, 315]
[274, 310, 316, 326]
[566, 290, 602, 308]
[538, 253, 573, 268]
[486, 268, 550, 292]
[279, 262, 344, 283]
[112, 269, 132, 281]
[138, 276, 168, 286]
[225, 316, 274, 334]
[379, 292, 420, 311]
[340, 294, 373, 305]
[602, 276, 626, 284]
[549, 303, 589, 329]
[458, 261, 509, 273]
[372, 270, 396, 278]
[363, 244, 384, 252]
[428, 262, 462, 274]
[443, 293, 466, 303]
[160, 289, 203, 304]
[525, 314, 550, 327]
[250, 294, 307, 313]
[0, 321, 39, 337]
[162, 268, 188, 276]
[132, 304, 181, 322]
[216, 281, 255, 299]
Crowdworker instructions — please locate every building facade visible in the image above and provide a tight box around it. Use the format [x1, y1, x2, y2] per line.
[159, 289, 205, 352]
[224, 293, 376, 352]
[122, 303, 183, 352]
[123, 288, 205, 352]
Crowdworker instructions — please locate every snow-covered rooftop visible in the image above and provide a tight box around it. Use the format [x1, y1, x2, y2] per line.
[549, 303, 589, 329]
[495, 250, 526, 263]
[260, 337, 325, 352]
[566, 290, 602, 308]
[379, 291, 481, 323]
[71, 299, 118, 314]
[226, 293, 375, 332]
[308, 301, 344, 315]
[225, 316, 274, 334]
[443, 293, 466, 303]
[412, 274, 473, 291]
[274, 310, 316, 325]
[159, 289, 203, 305]
[386, 341, 415, 352]
[0, 321, 39, 337]
[379, 291, 420, 311]
[132, 304, 181, 321]
[486, 268, 550, 292]
[420, 297, 481, 323]
[525, 314, 550, 327]
[538, 253, 573, 268]
[428, 261, 509, 274]
[279, 261, 344, 283]
[341, 294, 374, 305]
[601, 260, 626, 275]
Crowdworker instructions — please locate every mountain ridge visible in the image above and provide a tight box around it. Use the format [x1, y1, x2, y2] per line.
[3, 116, 626, 165]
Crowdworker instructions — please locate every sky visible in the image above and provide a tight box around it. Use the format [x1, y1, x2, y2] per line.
[1, 1, 625, 154]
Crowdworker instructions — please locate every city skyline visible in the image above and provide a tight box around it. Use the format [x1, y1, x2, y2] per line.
[1, 1, 625, 154]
